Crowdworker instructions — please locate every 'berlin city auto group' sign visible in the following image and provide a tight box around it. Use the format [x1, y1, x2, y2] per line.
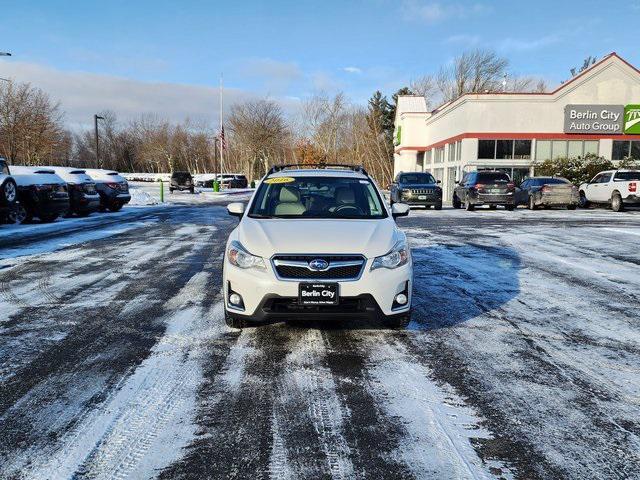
[564, 105, 624, 134]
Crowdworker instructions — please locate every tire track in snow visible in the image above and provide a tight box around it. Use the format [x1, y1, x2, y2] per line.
[0, 213, 229, 477]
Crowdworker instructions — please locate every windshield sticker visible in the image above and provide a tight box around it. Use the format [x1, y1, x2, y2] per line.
[264, 177, 295, 184]
[359, 180, 370, 184]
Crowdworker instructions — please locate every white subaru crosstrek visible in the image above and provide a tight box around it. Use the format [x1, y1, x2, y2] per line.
[222, 165, 412, 328]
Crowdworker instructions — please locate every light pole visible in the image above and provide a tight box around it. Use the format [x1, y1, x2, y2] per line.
[94, 114, 104, 168]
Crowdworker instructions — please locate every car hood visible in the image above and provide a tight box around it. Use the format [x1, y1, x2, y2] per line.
[236, 217, 400, 258]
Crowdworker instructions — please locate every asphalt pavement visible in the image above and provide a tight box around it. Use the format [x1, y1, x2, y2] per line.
[1, 199, 639, 479]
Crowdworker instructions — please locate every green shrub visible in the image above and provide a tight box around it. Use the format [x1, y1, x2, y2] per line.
[533, 154, 615, 185]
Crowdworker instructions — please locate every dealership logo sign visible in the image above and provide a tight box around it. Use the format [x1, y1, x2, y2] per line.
[564, 105, 624, 134]
[624, 105, 640, 134]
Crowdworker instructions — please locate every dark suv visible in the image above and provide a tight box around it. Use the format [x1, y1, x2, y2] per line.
[390, 172, 442, 209]
[453, 171, 515, 211]
[170, 171, 195, 194]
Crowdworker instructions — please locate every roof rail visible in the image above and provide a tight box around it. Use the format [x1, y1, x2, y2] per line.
[266, 163, 368, 176]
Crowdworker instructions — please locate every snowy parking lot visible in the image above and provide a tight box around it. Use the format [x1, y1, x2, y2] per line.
[1, 190, 639, 479]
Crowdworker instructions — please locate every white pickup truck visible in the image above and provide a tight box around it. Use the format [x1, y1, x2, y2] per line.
[579, 169, 640, 212]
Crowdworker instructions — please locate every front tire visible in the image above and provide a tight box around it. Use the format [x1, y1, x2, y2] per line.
[452, 194, 461, 209]
[611, 193, 625, 212]
[505, 204, 515, 211]
[434, 201, 442, 210]
[9, 204, 30, 224]
[528, 196, 537, 210]
[465, 198, 475, 211]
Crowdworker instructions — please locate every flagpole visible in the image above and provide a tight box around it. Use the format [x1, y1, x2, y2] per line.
[219, 74, 224, 176]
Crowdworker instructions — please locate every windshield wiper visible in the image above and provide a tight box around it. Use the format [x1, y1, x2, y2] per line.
[248, 214, 274, 219]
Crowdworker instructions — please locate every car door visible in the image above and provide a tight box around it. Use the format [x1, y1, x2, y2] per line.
[515, 179, 529, 204]
[584, 174, 602, 202]
[590, 173, 612, 202]
[455, 173, 467, 200]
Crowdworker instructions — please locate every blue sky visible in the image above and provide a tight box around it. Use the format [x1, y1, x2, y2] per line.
[1, 0, 639, 127]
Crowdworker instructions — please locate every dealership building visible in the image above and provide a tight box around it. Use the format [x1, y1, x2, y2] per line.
[393, 52, 640, 201]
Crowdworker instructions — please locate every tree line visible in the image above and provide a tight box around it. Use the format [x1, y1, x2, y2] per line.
[0, 48, 552, 186]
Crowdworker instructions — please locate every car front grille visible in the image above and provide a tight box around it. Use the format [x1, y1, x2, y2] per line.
[272, 255, 365, 280]
[410, 188, 434, 195]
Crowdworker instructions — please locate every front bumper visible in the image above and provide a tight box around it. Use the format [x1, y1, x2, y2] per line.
[224, 258, 412, 320]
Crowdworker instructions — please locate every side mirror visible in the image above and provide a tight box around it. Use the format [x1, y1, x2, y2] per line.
[436, 180, 442, 184]
[227, 202, 246, 217]
[391, 203, 410, 219]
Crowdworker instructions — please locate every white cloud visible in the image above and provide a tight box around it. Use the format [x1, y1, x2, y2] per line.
[343, 66, 362, 74]
[0, 60, 301, 130]
[444, 34, 481, 46]
[401, 1, 489, 23]
[497, 34, 561, 53]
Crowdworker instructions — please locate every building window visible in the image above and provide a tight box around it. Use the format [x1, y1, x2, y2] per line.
[478, 140, 495, 159]
[477, 139, 531, 160]
[613, 140, 640, 160]
[514, 140, 532, 159]
[496, 140, 513, 159]
[456, 141, 462, 161]
[535, 140, 600, 161]
[416, 152, 425, 171]
[535, 140, 551, 161]
[434, 146, 445, 163]
[425, 150, 432, 164]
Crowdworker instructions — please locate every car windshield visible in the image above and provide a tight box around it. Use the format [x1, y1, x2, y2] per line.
[248, 176, 388, 219]
[399, 173, 435, 184]
[614, 171, 640, 181]
[172, 172, 190, 181]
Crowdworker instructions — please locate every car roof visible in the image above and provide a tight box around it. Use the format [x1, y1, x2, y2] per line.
[267, 168, 368, 179]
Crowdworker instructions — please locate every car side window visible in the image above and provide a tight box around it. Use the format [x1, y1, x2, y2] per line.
[0, 163, 8, 175]
[590, 174, 601, 184]
[599, 173, 612, 183]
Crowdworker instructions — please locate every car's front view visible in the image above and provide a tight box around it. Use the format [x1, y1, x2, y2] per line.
[222, 167, 413, 328]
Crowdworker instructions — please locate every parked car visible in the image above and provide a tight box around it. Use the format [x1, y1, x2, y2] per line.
[453, 171, 516, 211]
[170, 171, 195, 193]
[8, 166, 70, 223]
[46, 167, 101, 216]
[0, 158, 18, 223]
[85, 169, 131, 212]
[223, 164, 412, 329]
[579, 169, 640, 211]
[389, 172, 442, 209]
[515, 176, 579, 210]
[195, 173, 249, 189]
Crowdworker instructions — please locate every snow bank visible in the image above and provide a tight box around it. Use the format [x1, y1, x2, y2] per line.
[129, 187, 159, 205]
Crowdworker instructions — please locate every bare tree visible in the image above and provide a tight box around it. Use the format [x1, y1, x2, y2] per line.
[0, 81, 67, 165]
[228, 98, 290, 180]
[410, 75, 438, 108]
[436, 49, 509, 102]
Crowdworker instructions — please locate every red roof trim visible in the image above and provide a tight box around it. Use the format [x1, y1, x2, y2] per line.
[395, 131, 640, 153]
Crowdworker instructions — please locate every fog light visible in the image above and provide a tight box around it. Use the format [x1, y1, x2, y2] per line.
[229, 293, 242, 306]
[395, 293, 408, 305]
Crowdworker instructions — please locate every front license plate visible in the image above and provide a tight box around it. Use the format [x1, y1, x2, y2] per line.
[418, 195, 427, 200]
[299, 283, 339, 305]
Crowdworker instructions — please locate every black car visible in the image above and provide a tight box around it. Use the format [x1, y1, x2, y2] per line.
[8, 166, 70, 223]
[390, 172, 442, 209]
[170, 171, 195, 193]
[514, 176, 579, 210]
[85, 169, 132, 212]
[453, 171, 515, 211]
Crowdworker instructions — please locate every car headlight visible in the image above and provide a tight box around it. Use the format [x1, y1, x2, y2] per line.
[227, 240, 266, 270]
[371, 239, 409, 271]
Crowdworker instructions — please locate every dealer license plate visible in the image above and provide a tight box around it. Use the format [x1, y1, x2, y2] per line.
[299, 283, 339, 305]
[418, 195, 427, 200]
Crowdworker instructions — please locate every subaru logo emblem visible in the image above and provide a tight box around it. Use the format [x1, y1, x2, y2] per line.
[308, 259, 329, 271]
